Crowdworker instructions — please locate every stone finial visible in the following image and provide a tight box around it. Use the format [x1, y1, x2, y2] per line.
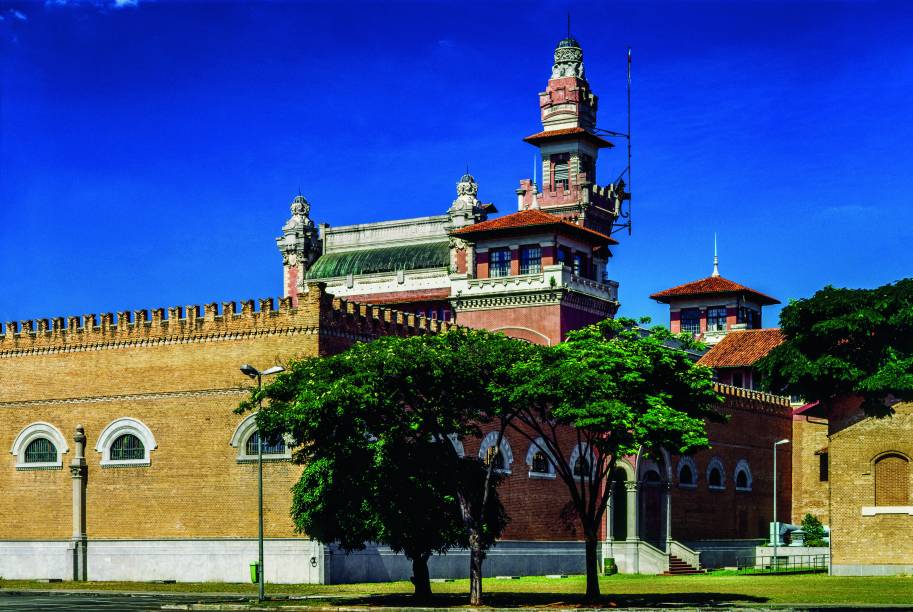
[552, 37, 585, 79]
[276, 193, 321, 280]
[448, 172, 494, 228]
[74, 425, 86, 444]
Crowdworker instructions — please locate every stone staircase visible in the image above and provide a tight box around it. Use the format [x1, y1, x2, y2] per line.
[663, 554, 704, 575]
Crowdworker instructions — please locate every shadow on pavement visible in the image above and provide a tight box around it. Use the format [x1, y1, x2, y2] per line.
[331, 590, 771, 608]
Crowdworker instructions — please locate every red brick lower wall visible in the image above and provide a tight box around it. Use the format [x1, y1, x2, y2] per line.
[455, 304, 562, 345]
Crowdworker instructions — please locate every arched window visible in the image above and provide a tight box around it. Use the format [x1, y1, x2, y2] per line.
[532, 451, 550, 474]
[96, 418, 157, 467]
[110, 434, 144, 461]
[707, 457, 726, 490]
[230, 414, 292, 463]
[244, 431, 287, 456]
[680, 465, 694, 485]
[677, 456, 697, 488]
[644, 469, 661, 483]
[734, 459, 753, 492]
[24, 438, 57, 464]
[478, 431, 513, 474]
[709, 468, 722, 487]
[875, 453, 910, 506]
[11, 422, 68, 470]
[569, 444, 593, 480]
[485, 446, 504, 470]
[574, 456, 591, 477]
[525, 437, 555, 479]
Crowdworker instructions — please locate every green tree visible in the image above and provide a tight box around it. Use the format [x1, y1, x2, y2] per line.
[500, 318, 723, 599]
[757, 278, 913, 416]
[800, 513, 826, 547]
[242, 329, 529, 602]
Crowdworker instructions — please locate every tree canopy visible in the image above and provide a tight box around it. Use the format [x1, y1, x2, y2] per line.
[758, 278, 913, 415]
[241, 329, 531, 600]
[501, 318, 723, 598]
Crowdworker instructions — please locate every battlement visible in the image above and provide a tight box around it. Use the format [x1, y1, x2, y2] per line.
[0, 282, 456, 357]
[714, 382, 792, 417]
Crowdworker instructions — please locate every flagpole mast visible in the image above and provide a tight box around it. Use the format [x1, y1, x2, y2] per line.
[627, 46, 632, 236]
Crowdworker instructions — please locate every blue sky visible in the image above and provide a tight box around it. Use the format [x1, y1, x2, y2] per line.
[2, 0, 911, 328]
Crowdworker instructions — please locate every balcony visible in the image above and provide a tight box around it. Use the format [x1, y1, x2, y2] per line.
[451, 264, 618, 304]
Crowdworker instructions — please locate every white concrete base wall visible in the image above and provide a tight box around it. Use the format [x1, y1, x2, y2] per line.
[0, 539, 323, 584]
[0, 541, 72, 580]
[602, 540, 668, 574]
[832, 564, 913, 576]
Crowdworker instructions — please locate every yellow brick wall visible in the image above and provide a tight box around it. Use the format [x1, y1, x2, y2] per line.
[0, 284, 433, 542]
[829, 402, 913, 566]
[791, 415, 830, 525]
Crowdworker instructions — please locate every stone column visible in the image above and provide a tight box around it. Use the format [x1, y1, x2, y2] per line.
[625, 481, 639, 540]
[70, 425, 88, 581]
[606, 482, 615, 541]
[625, 481, 640, 573]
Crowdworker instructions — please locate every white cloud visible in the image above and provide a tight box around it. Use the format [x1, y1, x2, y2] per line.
[45, 0, 141, 8]
[11, 9, 27, 21]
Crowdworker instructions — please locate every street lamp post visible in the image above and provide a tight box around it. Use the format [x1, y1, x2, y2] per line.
[773, 438, 790, 568]
[240, 363, 285, 602]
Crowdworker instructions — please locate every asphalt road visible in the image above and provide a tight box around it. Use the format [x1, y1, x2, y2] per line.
[0, 591, 244, 611]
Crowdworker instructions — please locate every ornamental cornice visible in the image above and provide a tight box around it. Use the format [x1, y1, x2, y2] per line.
[0, 387, 247, 409]
[0, 326, 392, 359]
[452, 290, 564, 312]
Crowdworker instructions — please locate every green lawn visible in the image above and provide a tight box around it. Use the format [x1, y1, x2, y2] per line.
[3, 573, 913, 607]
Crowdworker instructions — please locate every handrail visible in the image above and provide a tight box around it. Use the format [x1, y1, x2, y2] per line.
[670, 540, 701, 569]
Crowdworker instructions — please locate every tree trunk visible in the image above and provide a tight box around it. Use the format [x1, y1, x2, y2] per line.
[410, 554, 433, 601]
[469, 532, 484, 605]
[584, 530, 600, 600]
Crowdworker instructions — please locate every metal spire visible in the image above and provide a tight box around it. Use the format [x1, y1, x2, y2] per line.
[712, 233, 720, 277]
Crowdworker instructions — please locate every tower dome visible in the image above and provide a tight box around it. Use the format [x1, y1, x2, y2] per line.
[456, 172, 479, 197]
[552, 36, 584, 79]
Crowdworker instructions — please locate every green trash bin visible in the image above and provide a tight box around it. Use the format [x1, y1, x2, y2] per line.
[250, 562, 260, 584]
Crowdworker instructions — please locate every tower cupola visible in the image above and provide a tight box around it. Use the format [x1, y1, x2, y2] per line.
[515, 37, 628, 237]
[276, 193, 321, 304]
[448, 172, 496, 229]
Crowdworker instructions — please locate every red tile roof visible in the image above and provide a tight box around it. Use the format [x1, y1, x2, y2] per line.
[451, 209, 618, 245]
[697, 328, 784, 368]
[523, 127, 614, 148]
[650, 275, 780, 305]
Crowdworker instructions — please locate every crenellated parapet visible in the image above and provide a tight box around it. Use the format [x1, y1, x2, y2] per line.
[713, 382, 792, 417]
[0, 283, 453, 358]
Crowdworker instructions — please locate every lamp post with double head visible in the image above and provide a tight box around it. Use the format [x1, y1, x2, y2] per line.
[240, 363, 285, 602]
[773, 438, 790, 567]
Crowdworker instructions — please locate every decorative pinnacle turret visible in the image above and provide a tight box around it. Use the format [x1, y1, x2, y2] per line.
[551, 37, 585, 79]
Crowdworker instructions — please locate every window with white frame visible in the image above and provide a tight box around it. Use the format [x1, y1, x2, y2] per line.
[679, 309, 701, 335]
[95, 418, 157, 467]
[478, 431, 512, 474]
[569, 444, 594, 480]
[677, 456, 698, 488]
[519, 245, 541, 275]
[706, 306, 728, 332]
[707, 456, 726, 490]
[10, 422, 68, 471]
[489, 248, 511, 278]
[525, 437, 555, 479]
[230, 414, 292, 463]
[734, 459, 753, 492]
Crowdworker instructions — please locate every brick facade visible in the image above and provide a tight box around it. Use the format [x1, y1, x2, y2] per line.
[0, 283, 438, 543]
[790, 414, 830, 525]
[829, 401, 913, 573]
